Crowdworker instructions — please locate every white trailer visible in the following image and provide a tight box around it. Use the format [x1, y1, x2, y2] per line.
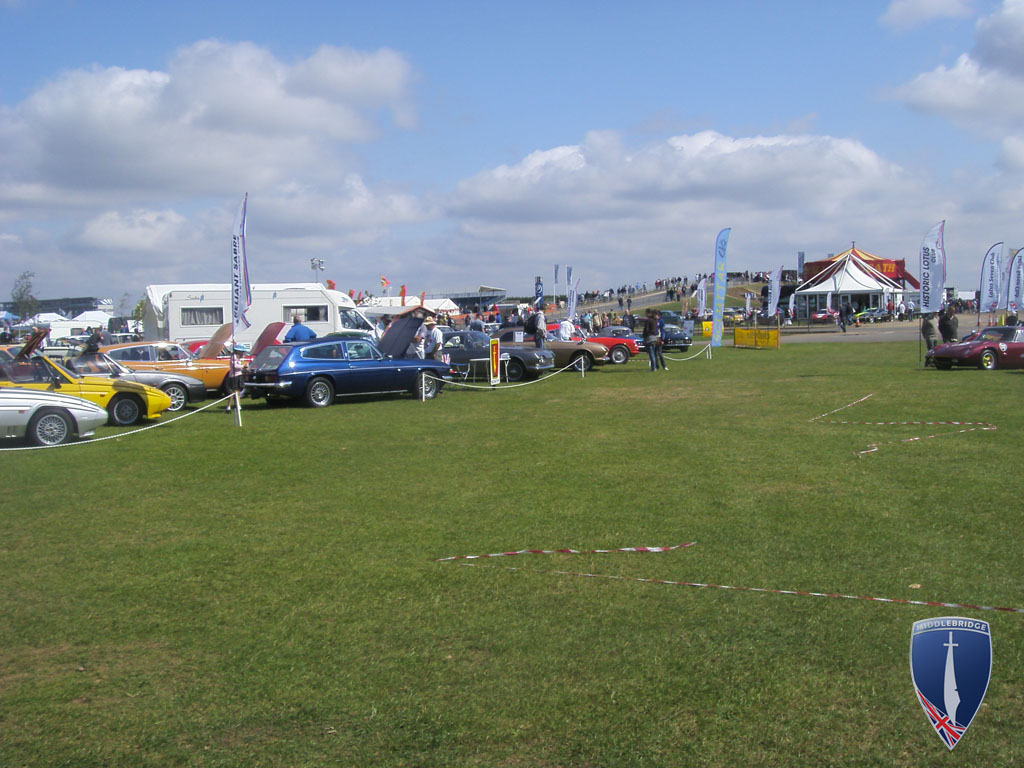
[144, 283, 378, 347]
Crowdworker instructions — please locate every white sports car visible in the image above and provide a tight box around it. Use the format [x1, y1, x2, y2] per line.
[0, 387, 108, 446]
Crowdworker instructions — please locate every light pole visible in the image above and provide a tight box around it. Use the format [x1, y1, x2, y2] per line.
[310, 258, 325, 284]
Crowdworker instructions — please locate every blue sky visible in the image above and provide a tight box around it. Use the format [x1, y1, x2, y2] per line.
[1, 0, 1019, 307]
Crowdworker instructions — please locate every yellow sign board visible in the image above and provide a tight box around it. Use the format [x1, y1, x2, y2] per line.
[733, 328, 780, 349]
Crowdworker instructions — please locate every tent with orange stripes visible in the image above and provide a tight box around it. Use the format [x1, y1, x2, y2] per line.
[794, 246, 912, 319]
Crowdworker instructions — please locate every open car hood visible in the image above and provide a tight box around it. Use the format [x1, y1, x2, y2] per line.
[377, 307, 437, 358]
[197, 322, 233, 358]
[251, 322, 286, 357]
[15, 328, 50, 359]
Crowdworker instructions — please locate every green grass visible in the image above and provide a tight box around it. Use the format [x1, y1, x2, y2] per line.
[2, 342, 1023, 766]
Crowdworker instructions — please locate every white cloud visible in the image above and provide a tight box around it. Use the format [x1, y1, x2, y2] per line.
[880, 0, 974, 31]
[895, 1, 1024, 169]
[440, 129, 952, 291]
[0, 39, 428, 297]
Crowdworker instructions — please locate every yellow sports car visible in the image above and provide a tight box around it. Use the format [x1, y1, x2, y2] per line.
[0, 351, 172, 426]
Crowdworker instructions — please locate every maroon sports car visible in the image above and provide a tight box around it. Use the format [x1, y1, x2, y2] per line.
[926, 326, 1024, 370]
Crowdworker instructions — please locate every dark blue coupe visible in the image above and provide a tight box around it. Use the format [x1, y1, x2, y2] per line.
[244, 336, 455, 406]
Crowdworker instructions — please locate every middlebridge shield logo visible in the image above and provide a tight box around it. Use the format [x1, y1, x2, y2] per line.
[909, 617, 991, 750]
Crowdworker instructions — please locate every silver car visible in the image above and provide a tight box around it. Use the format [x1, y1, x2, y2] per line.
[0, 387, 108, 446]
[64, 353, 206, 411]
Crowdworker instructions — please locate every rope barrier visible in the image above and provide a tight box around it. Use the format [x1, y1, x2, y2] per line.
[441, 356, 587, 391]
[436, 542, 696, 561]
[0, 394, 235, 452]
[457, 563, 1024, 615]
[810, 394, 997, 455]
[662, 343, 712, 362]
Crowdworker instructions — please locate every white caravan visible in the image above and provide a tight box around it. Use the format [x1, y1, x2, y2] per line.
[143, 283, 378, 347]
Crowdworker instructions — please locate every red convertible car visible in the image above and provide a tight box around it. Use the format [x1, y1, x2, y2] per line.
[926, 326, 1024, 370]
[547, 323, 639, 364]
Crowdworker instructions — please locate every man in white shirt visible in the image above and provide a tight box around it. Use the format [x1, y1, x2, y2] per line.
[558, 317, 574, 341]
[422, 316, 445, 359]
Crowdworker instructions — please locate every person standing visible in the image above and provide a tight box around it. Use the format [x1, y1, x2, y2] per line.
[558, 316, 574, 341]
[422, 316, 444, 359]
[532, 305, 546, 349]
[284, 315, 316, 342]
[922, 312, 940, 364]
[654, 310, 668, 370]
[642, 309, 659, 371]
[938, 306, 958, 343]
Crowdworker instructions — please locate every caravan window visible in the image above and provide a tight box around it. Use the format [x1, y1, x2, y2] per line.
[338, 308, 373, 332]
[284, 305, 328, 323]
[181, 307, 224, 326]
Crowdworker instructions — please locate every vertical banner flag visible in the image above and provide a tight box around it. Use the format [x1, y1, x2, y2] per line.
[535, 276, 544, 307]
[696, 278, 708, 317]
[745, 292, 751, 314]
[711, 228, 730, 347]
[827, 291, 833, 312]
[919, 221, 946, 314]
[980, 242, 1003, 314]
[231, 193, 252, 331]
[767, 264, 783, 317]
[567, 276, 580, 322]
[1007, 249, 1024, 314]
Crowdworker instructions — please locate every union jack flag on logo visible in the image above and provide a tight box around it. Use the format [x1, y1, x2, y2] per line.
[910, 617, 991, 751]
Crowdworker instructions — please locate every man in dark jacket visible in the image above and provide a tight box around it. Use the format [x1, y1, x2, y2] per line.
[938, 306, 959, 343]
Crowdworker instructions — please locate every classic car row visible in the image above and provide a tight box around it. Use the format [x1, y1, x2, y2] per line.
[0, 310, 683, 444]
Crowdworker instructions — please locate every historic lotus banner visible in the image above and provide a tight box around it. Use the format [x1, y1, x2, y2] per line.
[711, 228, 730, 347]
[918, 220, 945, 315]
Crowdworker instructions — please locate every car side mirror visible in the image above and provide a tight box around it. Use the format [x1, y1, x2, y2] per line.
[50, 375, 62, 388]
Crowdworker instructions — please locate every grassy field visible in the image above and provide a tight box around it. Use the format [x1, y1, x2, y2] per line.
[2, 340, 1022, 767]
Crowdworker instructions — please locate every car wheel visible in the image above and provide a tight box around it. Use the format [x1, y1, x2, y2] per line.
[415, 371, 441, 399]
[505, 358, 526, 382]
[28, 408, 73, 446]
[305, 377, 334, 407]
[609, 345, 629, 365]
[161, 382, 188, 412]
[108, 394, 143, 426]
[979, 350, 998, 370]
[570, 352, 593, 371]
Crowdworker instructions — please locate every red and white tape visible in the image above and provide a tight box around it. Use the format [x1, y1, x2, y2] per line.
[457, 563, 1024, 615]
[435, 542, 695, 562]
[811, 395, 997, 455]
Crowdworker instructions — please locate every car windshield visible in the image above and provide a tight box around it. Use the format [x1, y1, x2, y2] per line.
[978, 328, 1015, 342]
[450, 331, 490, 348]
[69, 354, 122, 376]
[1, 358, 70, 383]
[250, 345, 291, 371]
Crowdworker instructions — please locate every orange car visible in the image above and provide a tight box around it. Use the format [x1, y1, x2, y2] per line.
[101, 341, 232, 393]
